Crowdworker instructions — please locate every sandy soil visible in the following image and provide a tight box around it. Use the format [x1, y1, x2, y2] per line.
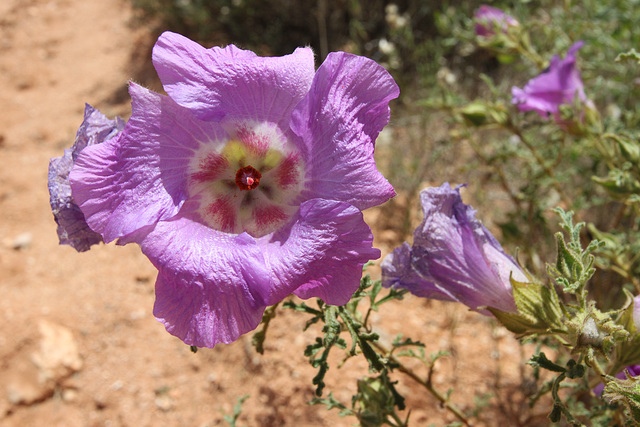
[0, 0, 547, 425]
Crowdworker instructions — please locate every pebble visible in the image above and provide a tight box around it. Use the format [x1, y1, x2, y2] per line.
[154, 395, 174, 412]
[10, 232, 32, 250]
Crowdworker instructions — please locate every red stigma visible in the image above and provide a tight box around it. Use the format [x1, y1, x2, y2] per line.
[235, 165, 261, 190]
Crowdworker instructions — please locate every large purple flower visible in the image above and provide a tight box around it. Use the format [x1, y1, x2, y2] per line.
[381, 183, 526, 314]
[474, 5, 519, 37]
[48, 105, 125, 252]
[512, 41, 591, 120]
[64, 32, 399, 348]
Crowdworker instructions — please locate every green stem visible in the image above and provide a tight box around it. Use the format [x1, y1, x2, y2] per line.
[586, 354, 610, 392]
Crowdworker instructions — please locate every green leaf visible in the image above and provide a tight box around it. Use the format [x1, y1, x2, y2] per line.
[459, 102, 488, 126]
[528, 352, 566, 373]
[615, 48, 640, 64]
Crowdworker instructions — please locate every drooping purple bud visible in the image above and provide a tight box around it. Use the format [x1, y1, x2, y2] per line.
[382, 183, 525, 314]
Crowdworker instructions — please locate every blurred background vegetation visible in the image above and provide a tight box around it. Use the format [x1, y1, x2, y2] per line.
[128, 0, 640, 308]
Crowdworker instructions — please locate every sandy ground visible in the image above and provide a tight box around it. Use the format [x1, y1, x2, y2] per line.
[0, 0, 548, 425]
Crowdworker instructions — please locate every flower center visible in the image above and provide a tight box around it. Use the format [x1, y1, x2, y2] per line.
[186, 121, 305, 238]
[235, 165, 261, 190]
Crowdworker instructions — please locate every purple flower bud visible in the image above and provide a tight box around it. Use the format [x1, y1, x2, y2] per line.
[47, 105, 125, 252]
[474, 5, 519, 37]
[512, 42, 593, 123]
[382, 183, 526, 314]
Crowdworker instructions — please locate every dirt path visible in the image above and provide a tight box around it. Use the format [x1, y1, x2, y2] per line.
[0, 1, 538, 425]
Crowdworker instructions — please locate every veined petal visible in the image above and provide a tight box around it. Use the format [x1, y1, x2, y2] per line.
[381, 242, 456, 301]
[48, 104, 124, 251]
[382, 184, 523, 314]
[143, 215, 270, 348]
[410, 184, 520, 312]
[262, 198, 380, 306]
[511, 41, 588, 117]
[291, 52, 398, 210]
[152, 31, 315, 126]
[70, 83, 226, 243]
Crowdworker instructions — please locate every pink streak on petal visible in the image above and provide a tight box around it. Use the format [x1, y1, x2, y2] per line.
[237, 125, 270, 157]
[191, 153, 229, 183]
[274, 153, 300, 189]
[207, 196, 237, 232]
[254, 204, 288, 230]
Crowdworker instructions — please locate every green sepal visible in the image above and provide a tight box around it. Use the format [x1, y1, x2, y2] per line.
[488, 277, 564, 336]
[603, 372, 640, 423]
[566, 301, 630, 356]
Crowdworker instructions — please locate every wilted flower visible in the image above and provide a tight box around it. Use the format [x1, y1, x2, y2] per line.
[512, 41, 593, 122]
[48, 105, 125, 252]
[56, 32, 398, 348]
[474, 5, 519, 37]
[381, 183, 526, 314]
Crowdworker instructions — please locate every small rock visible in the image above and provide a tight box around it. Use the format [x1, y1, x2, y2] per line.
[31, 320, 83, 385]
[129, 309, 145, 320]
[11, 232, 32, 250]
[62, 388, 78, 402]
[154, 395, 174, 412]
[6, 377, 49, 405]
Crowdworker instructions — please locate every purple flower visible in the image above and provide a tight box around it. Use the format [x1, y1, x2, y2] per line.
[381, 183, 526, 314]
[63, 32, 399, 348]
[512, 41, 592, 120]
[474, 5, 519, 37]
[48, 105, 125, 252]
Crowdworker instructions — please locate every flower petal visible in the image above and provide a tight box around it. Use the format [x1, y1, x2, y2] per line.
[409, 184, 520, 312]
[382, 184, 523, 314]
[474, 5, 519, 37]
[290, 52, 398, 210]
[262, 198, 380, 306]
[152, 31, 315, 126]
[48, 104, 124, 251]
[70, 83, 226, 243]
[142, 215, 270, 348]
[511, 41, 587, 117]
[381, 242, 456, 301]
